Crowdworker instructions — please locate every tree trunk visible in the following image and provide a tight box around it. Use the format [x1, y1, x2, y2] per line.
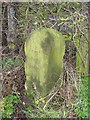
[87, 2, 90, 76]
[2, 2, 9, 54]
[87, 2, 90, 118]
[7, 3, 19, 54]
[0, 2, 2, 99]
[63, 40, 76, 107]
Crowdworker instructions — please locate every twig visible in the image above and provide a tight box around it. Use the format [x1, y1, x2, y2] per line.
[43, 90, 58, 110]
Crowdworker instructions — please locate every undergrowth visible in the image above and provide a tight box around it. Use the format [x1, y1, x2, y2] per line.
[0, 94, 20, 118]
[0, 57, 21, 71]
[0, 76, 89, 118]
[23, 76, 89, 118]
[0, 57, 89, 118]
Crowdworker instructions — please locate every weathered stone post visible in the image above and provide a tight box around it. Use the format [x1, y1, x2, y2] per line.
[25, 28, 65, 98]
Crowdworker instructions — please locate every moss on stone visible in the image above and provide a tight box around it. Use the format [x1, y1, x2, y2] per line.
[24, 28, 65, 98]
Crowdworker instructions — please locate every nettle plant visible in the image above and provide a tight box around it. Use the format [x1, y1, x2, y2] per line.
[0, 94, 20, 118]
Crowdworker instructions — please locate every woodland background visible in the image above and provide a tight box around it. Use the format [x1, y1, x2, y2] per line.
[0, 1, 90, 119]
